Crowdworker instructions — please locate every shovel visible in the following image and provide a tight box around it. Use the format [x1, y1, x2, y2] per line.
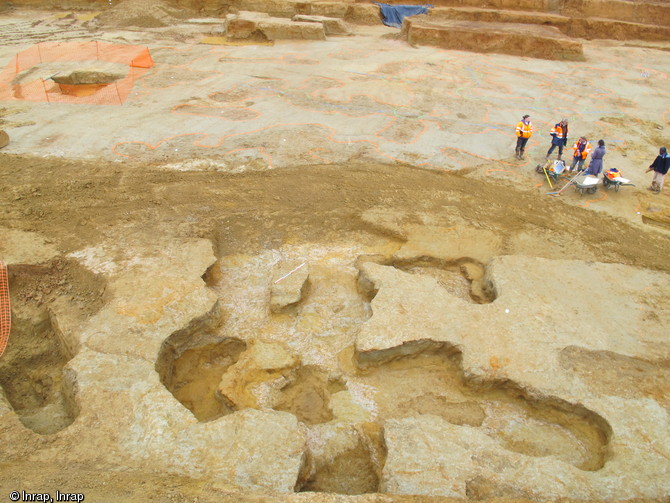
[547, 170, 582, 196]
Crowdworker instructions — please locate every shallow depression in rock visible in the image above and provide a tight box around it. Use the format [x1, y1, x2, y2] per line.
[0, 306, 78, 434]
[155, 305, 247, 422]
[354, 341, 612, 472]
[0, 260, 105, 435]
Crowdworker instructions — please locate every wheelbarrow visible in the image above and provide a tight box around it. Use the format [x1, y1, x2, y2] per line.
[536, 159, 568, 184]
[603, 168, 634, 192]
[573, 174, 600, 195]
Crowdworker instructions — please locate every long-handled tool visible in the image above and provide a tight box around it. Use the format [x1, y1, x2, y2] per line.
[542, 165, 553, 189]
[547, 170, 582, 196]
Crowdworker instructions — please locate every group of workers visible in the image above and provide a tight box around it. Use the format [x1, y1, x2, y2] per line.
[515, 115, 669, 193]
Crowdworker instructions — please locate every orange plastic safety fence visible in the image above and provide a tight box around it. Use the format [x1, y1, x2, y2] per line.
[0, 261, 10, 358]
[0, 41, 153, 105]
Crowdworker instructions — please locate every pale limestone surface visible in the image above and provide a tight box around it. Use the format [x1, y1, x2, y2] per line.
[330, 389, 374, 423]
[293, 15, 353, 36]
[271, 260, 310, 313]
[225, 11, 326, 40]
[259, 18, 326, 40]
[219, 339, 299, 408]
[393, 224, 503, 264]
[230, 0, 355, 19]
[305, 422, 361, 471]
[356, 259, 670, 498]
[2, 229, 669, 499]
[361, 208, 501, 264]
[0, 235, 306, 492]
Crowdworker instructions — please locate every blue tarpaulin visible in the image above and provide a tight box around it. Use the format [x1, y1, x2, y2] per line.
[375, 3, 433, 28]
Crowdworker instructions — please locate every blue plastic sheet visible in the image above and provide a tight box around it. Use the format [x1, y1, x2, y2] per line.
[375, 3, 433, 28]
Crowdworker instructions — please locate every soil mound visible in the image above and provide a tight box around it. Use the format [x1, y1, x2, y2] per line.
[91, 0, 195, 29]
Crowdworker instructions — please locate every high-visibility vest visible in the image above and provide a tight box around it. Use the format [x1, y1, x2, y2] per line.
[550, 124, 567, 139]
[516, 121, 532, 138]
[572, 140, 591, 159]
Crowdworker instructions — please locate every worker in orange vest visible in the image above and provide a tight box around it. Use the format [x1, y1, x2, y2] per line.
[515, 114, 532, 159]
[569, 136, 591, 172]
[546, 119, 569, 160]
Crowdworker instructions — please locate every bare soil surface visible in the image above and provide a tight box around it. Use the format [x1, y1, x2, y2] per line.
[1, 2, 670, 501]
[2, 156, 668, 272]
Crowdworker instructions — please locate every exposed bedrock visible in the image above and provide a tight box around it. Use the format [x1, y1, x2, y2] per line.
[2, 226, 668, 498]
[0, 231, 107, 436]
[354, 258, 670, 498]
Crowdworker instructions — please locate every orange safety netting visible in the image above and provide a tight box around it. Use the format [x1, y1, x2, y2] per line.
[0, 40, 153, 105]
[0, 261, 9, 358]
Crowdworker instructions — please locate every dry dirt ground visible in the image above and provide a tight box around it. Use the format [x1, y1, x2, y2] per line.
[1, 2, 670, 502]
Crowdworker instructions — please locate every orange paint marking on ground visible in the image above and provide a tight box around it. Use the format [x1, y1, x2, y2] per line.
[224, 146, 273, 168]
[375, 118, 430, 145]
[218, 53, 320, 66]
[110, 46, 651, 171]
[307, 148, 333, 164]
[112, 132, 209, 158]
[171, 103, 261, 121]
[581, 191, 608, 207]
[123, 122, 419, 167]
[486, 168, 514, 175]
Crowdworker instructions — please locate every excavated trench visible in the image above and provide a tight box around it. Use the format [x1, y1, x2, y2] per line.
[154, 241, 613, 495]
[353, 340, 612, 472]
[0, 260, 106, 434]
[358, 255, 496, 304]
[12, 62, 128, 98]
[4, 154, 669, 498]
[0, 305, 78, 434]
[156, 304, 247, 422]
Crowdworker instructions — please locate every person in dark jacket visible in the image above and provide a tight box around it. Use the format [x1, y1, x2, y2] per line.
[546, 119, 568, 160]
[647, 146, 670, 193]
[586, 139, 606, 177]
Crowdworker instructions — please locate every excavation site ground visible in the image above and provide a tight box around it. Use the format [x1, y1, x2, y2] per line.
[0, 0, 669, 501]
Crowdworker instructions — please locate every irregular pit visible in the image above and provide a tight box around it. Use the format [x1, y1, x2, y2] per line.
[299, 424, 383, 495]
[357, 255, 496, 304]
[355, 340, 612, 471]
[0, 306, 78, 435]
[156, 307, 247, 422]
[274, 365, 346, 425]
[0, 259, 105, 435]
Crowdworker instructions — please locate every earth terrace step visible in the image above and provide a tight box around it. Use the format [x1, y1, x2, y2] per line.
[293, 14, 354, 34]
[427, 6, 670, 42]
[356, 0, 558, 13]
[565, 16, 670, 41]
[427, 7, 570, 30]
[356, 0, 670, 28]
[227, 0, 383, 24]
[402, 17, 585, 60]
[225, 10, 327, 38]
[560, 0, 670, 28]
